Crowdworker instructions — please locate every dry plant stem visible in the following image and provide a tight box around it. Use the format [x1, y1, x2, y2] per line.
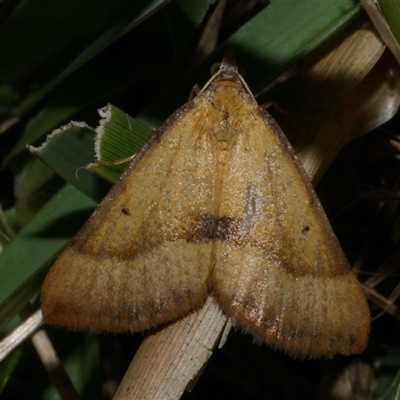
[296, 23, 386, 183]
[113, 296, 227, 400]
[271, 22, 395, 185]
[31, 328, 80, 400]
[0, 116, 19, 135]
[361, 220, 400, 319]
[194, 0, 226, 63]
[0, 308, 43, 362]
[360, 0, 400, 64]
[387, 283, 400, 310]
[364, 251, 400, 288]
[326, 361, 375, 400]
[346, 362, 375, 400]
[0, 309, 80, 399]
[363, 284, 400, 320]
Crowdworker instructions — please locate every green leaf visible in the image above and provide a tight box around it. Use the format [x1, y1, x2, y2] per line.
[6, 0, 213, 161]
[29, 104, 151, 199]
[90, 104, 153, 182]
[29, 122, 111, 202]
[378, 0, 400, 44]
[375, 344, 400, 399]
[0, 349, 22, 394]
[137, 0, 363, 127]
[13, 0, 171, 116]
[13, 158, 60, 227]
[0, 184, 96, 332]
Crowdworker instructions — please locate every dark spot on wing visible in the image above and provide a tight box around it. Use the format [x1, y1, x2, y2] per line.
[187, 214, 243, 244]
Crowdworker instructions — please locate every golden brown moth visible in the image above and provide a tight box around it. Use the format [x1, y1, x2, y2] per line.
[41, 53, 370, 359]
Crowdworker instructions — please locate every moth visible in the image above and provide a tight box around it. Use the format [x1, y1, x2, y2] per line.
[41, 53, 370, 359]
